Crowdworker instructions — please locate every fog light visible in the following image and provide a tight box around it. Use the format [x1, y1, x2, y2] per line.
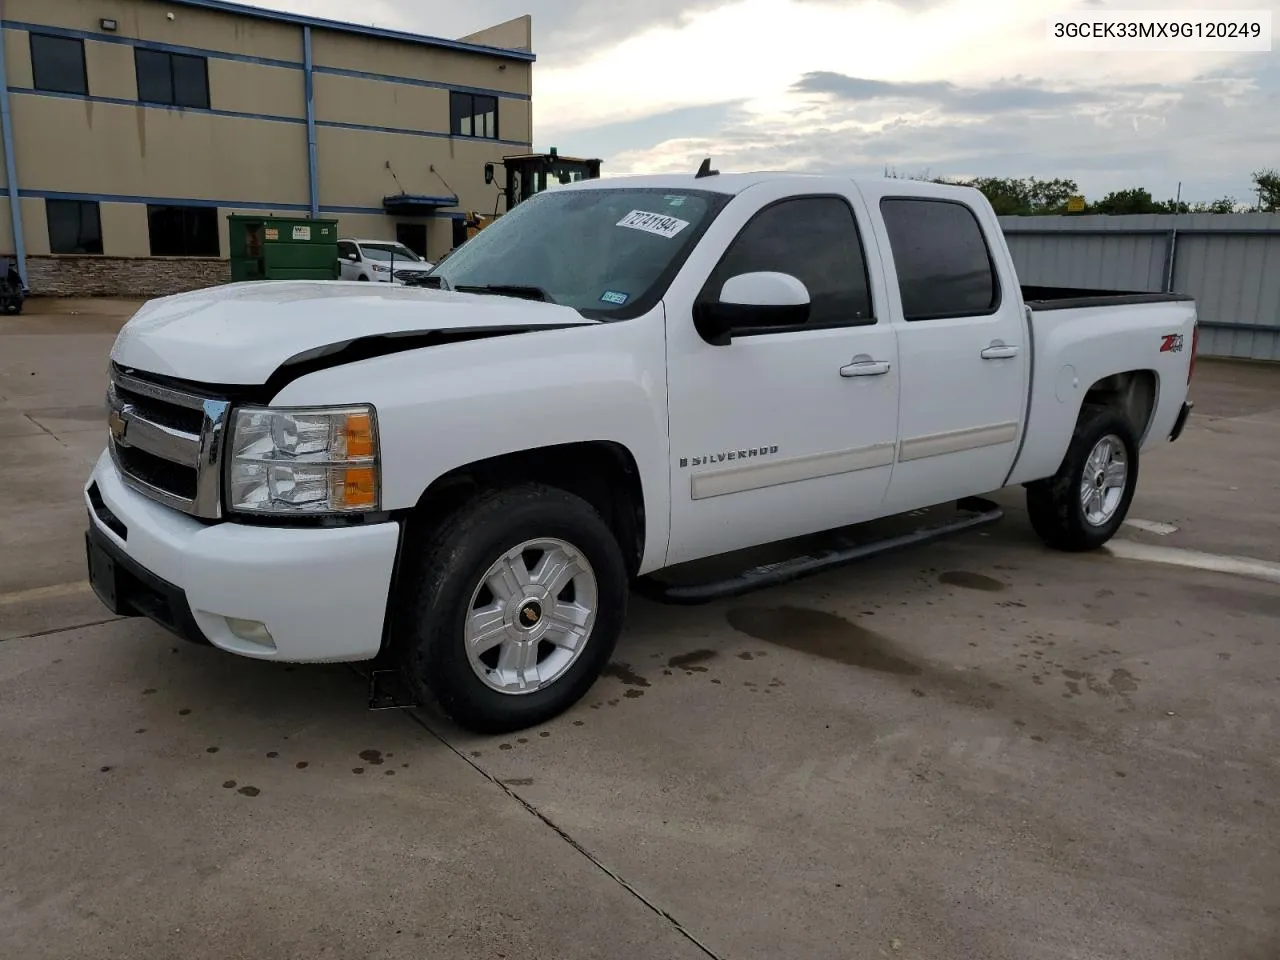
[226, 617, 275, 649]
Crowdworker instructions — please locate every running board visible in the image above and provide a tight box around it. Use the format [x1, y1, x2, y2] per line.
[635, 497, 1004, 605]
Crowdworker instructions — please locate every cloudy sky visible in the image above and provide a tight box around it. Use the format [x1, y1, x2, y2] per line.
[264, 0, 1275, 204]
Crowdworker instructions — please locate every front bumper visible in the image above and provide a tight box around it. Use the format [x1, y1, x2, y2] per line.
[1169, 401, 1193, 442]
[84, 450, 401, 662]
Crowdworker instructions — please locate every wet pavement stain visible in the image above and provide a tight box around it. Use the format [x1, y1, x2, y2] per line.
[503, 778, 534, 786]
[668, 649, 717, 672]
[538, 731, 550, 738]
[517, 738, 528, 744]
[178, 709, 191, 716]
[352, 767, 365, 775]
[939, 571, 1007, 592]
[498, 743, 512, 751]
[206, 747, 219, 754]
[266, 752, 278, 759]
[359, 749, 385, 766]
[602, 662, 650, 687]
[237, 786, 261, 797]
[384, 770, 395, 776]
[572, 720, 585, 726]
[624, 689, 644, 699]
[738, 652, 755, 661]
[222, 780, 237, 789]
[725, 606, 922, 676]
[296, 762, 309, 769]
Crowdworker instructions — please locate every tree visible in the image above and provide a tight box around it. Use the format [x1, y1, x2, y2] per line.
[1252, 168, 1279, 212]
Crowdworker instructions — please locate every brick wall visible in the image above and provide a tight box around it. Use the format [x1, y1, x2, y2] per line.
[26, 256, 231, 298]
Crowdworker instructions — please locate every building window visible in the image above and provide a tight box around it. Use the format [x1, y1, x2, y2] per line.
[147, 205, 220, 257]
[30, 34, 88, 95]
[450, 91, 498, 139]
[47, 200, 103, 255]
[135, 48, 210, 109]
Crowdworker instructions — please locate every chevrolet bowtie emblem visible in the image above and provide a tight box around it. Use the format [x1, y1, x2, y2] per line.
[108, 410, 127, 441]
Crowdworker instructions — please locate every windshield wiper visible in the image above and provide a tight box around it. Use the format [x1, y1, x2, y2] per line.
[454, 284, 556, 304]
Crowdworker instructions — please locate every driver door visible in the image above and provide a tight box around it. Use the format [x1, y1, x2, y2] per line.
[337, 241, 359, 280]
[663, 180, 901, 566]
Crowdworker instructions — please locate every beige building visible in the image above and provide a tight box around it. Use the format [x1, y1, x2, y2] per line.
[0, 0, 534, 295]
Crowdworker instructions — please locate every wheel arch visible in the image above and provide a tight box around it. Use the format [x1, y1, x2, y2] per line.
[403, 440, 647, 579]
[1081, 369, 1159, 443]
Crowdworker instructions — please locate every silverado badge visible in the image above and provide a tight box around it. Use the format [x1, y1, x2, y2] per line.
[680, 446, 779, 468]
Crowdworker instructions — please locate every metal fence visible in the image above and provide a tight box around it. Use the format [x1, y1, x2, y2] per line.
[998, 213, 1280, 361]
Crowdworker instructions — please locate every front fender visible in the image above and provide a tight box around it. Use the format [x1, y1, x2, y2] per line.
[269, 308, 672, 573]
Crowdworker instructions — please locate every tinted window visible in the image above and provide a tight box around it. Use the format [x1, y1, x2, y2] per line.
[31, 34, 87, 95]
[136, 49, 209, 108]
[47, 200, 103, 254]
[703, 196, 873, 327]
[450, 91, 498, 139]
[337, 241, 358, 258]
[147, 205, 219, 257]
[879, 198, 999, 321]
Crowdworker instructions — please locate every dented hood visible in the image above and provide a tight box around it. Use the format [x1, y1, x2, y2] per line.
[111, 281, 597, 385]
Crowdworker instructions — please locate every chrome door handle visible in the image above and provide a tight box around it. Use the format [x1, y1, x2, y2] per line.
[980, 344, 1019, 360]
[840, 359, 892, 377]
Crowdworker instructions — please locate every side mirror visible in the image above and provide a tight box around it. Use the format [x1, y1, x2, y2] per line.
[693, 271, 810, 345]
[347, 253, 359, 261]
[484, 163, 495, 185]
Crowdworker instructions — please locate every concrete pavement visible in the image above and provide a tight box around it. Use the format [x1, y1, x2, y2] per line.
[2, 302, 1278, 960]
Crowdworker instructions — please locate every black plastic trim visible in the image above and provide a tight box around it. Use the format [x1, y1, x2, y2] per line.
[1023, 286, 1196, 312]
[85, 523, 211, 646]
[1169, 401, 1193, 442]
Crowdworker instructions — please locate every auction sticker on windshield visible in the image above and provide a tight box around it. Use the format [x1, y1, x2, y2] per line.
[617, 210, 690, 239]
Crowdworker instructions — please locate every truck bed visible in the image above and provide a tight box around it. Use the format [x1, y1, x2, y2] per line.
[1021, 285, 1195, 312]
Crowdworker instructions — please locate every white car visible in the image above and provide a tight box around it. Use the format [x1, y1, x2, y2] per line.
[88, 170, 1197, 734]
[337, 239, 434, 284]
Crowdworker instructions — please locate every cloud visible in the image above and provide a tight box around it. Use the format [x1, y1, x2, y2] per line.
[792, 73, 1113, 111]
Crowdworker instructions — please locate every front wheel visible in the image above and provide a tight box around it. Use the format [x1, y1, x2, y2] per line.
[1026, 405, 1139, 552]
[397, 484, 628, 734]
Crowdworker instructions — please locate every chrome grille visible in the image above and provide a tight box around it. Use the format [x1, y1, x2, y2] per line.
[107, 368, 231, 519]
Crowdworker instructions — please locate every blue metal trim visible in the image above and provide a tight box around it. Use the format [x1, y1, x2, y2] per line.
[157, 0, 535, 61]
[10, 89, 535, 149]
[6, 21, 301, 69]
[9, 87, 305, 124]
[303, 27, 319, 219]
[20, 188, 312, 212]
[17, 189, 460, 219]
[5, 23, 532, 101]
[312, 64, 529, 102]
[0, 26, 27, 288]
[316, 116, 530, 147]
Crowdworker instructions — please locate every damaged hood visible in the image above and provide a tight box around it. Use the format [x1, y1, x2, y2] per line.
[111, 281, 598, 385]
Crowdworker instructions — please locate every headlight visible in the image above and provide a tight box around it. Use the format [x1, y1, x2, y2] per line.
[372, 263, 390, 273]
[227, 405, 380, 515]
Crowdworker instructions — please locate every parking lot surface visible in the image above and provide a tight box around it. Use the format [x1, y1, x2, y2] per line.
[3, 299, 1278, 960]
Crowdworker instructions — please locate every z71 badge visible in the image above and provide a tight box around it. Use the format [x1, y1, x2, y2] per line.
[1160, 333, 1185, 353]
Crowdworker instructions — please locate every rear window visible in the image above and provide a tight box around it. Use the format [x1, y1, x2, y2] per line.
[879, 198, 999, 321]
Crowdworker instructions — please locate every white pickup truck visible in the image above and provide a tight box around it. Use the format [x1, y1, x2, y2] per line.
[85, 169, 1197, 732]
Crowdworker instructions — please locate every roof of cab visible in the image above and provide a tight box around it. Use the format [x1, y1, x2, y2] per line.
[561, 170, 983, 203]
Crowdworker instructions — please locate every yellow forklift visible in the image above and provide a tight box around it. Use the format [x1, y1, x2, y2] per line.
[462, 149, 602, 241]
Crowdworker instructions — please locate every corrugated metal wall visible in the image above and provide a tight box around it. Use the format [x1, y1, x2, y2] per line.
[998, 213, 1280, 361]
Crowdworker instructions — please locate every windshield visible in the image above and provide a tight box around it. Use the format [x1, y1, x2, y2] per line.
[428, 187, 729, 317]
[360, 243, 423, 263]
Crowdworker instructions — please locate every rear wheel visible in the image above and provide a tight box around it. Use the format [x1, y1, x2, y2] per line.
[1026, 405, 1139, 552]
[397, 484, 628, 734]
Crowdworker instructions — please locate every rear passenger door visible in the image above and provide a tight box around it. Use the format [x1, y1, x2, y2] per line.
[863, 190, 1029, 512]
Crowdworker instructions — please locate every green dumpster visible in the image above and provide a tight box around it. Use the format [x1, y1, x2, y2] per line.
[227, 215, 340, 282]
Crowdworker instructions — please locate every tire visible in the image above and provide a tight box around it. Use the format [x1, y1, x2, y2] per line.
[397, 484, 628, 734]
[357, 275, 369, 281]
[1026, 404, 1139, 552]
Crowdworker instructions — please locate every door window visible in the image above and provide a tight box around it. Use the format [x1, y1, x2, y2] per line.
[879, 198, 1000, 321]
[700, 196, 874, 331]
